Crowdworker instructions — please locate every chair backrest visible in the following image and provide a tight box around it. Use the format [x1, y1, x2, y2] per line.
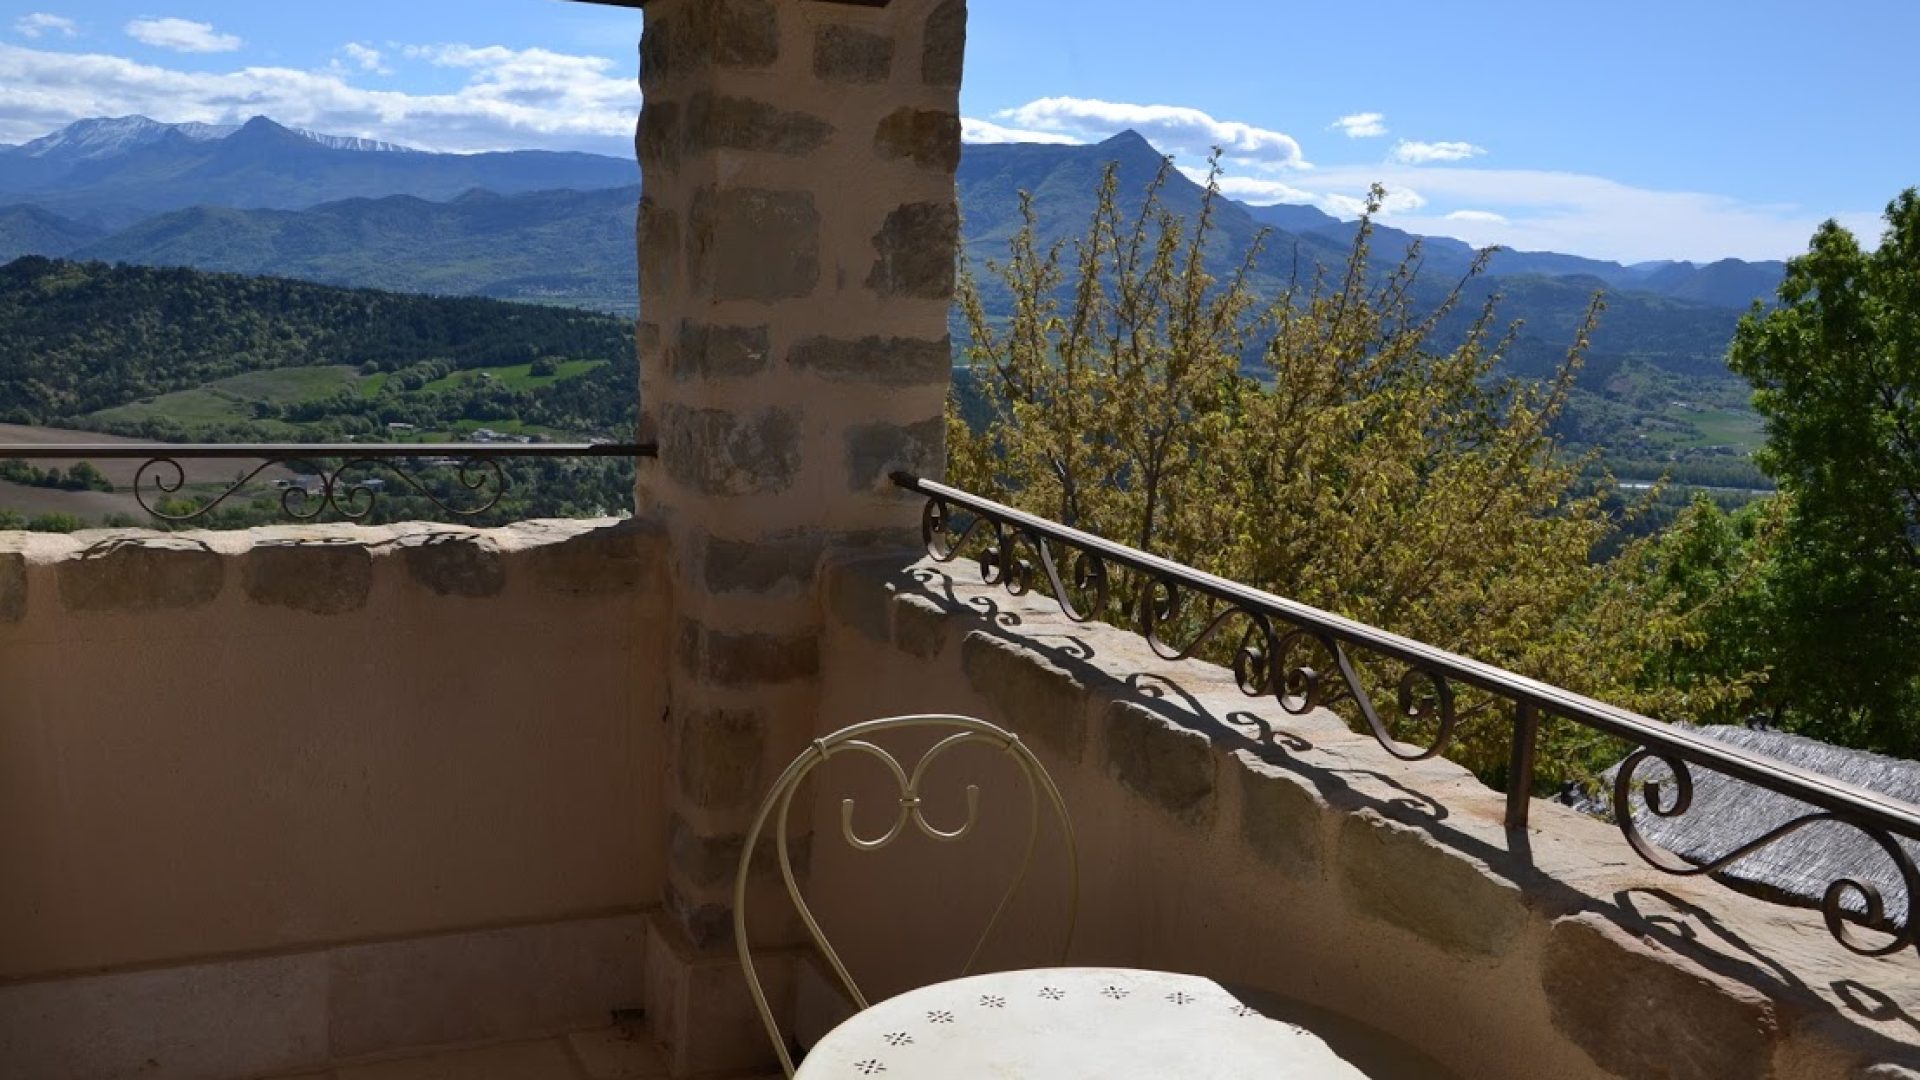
[733, 713, 1079, 1077]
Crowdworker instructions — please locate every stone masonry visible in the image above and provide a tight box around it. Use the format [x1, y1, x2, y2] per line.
[632, 1, 965, 1073]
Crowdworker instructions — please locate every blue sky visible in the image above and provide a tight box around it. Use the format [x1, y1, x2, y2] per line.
[1, 0, 1914, 261]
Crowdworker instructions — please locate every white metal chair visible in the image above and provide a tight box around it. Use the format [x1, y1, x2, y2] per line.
[733, 713, 1079, 1077]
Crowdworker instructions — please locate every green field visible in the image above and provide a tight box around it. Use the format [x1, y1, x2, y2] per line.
[419, 359, 606, 393]
[90, 364, 368, 432]
[1680, 406, 1766, 449]
[87, 360, 605, 439]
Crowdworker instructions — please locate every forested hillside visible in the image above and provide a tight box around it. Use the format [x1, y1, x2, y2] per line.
[76, 186, 641, 314]
[0, 257, 633, 423]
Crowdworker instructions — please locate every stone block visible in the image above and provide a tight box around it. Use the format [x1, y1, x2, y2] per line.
[702, 532, 821, 595]
[789, 334, 951, 386]
[814, 24, 894, 83]
[636, 321, 662, 363]
[57, 537, 224, 614]
[672, 319, 772, 380]
[875, 107, 962, 171]
[675, 705, 768, 811]
[640, 0, 779, 86]
[401, 535, 505, 599]
[335, 1039, 578, 1080]
[663, 878, 734, 952]
[709, 627, 820, 686]
[670, 816, 750, 892]
[1336, 809, 1526, 957]
[689, 187, 820, 302]
[660, 405, 801, 497]
[847, 416, 944, 492]
[638, 197, 678, 299]
[669, 816, 810, 894]
[1105, 699, 1217, 824]
[960, 630, 1088, 763]
[685, 93, 833, 156]
[567, 1026, 670, 1079]
[242, 542, 373, 615]
[327, 914, 646, 1059]
[1237, 758, 1325, 880]
[892, 592, 951, 659]
[643, 910, 795, 1076]
[866, 201, 959, 299]
[636, 99, 679, 172]
[678, 616, 820, 686]
[0, 952, 327, 1080]
[922, 0, 967, 86]
[1543, 912, 1777, 1080]
[0, 551, 24, 622]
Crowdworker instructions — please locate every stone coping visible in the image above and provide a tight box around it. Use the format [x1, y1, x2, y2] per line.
[821, 553, 1920, 1079]
[0, 518, 668, 622]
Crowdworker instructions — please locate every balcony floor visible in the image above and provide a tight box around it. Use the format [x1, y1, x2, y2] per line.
[263, 1026, 776, 1080]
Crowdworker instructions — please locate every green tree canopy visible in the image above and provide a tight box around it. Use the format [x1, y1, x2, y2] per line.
[1726, 189, 1920, 753]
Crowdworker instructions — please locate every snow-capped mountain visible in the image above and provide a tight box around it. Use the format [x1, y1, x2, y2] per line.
[6, 116, 235, 163]
[290, 129, 419, 154]
[0, 115, 635, 226]
[2, 116, 420, 164]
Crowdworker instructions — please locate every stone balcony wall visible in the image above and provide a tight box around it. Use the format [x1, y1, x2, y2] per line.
[807, 553, 1920, 1080]
[0, 521, 672, 1079]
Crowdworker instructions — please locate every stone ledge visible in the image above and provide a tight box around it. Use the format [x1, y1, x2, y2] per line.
[0, 518, 667, 621]
[0, 911, 650, 1080]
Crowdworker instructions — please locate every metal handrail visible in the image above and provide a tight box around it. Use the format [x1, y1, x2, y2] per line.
[0, 441, 656, 523]
[0, 441, 654, 459]
[893, 471, 1920, 960]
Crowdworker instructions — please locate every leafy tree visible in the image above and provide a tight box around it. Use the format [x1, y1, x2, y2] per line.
[947, 157, 1750, 784]
[1725, 190, 1920, 753]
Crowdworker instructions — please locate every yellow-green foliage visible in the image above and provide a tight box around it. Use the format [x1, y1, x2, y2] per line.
[948, 156, 1754, 787]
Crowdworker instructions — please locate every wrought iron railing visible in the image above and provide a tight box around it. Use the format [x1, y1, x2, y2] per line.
[0, 441, 656, 523]
[893, 471, 1920, 960]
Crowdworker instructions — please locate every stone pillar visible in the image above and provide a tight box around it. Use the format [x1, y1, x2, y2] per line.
[632, 0, 965, 1073]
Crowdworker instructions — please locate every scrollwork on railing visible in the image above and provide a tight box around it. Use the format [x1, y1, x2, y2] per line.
[918, 489, 1456, 760]
[0, 441, 652, 524]
[1613, 748, 1920, 957]
[133, 455, 507, 523]
[894, 471, 1920, 962]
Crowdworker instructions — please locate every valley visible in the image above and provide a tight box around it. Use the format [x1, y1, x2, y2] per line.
[0, 114, 1788, 529]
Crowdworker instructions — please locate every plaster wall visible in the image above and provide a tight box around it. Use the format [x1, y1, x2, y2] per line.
[0, 520, 672, 981]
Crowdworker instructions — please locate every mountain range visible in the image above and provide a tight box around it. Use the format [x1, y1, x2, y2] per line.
[0, 116, 636, 229]
[0, 115, 1789, 375]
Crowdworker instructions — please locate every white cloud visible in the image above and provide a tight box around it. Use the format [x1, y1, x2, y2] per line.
[961, 117, 1081, 145]
[13, 13, 76, 39]
[1320, 187, 1427, 217]
[1391, 139, 1486, 164]
[125, 17, 242, 54]
[996, 96, 1308, 168]
[1332, 112, 1386, 139]
[1202, 172, 1320, 207]
[0, 40, 641, 155]
[341, 42, 389, 75]
[1280, 162, 1876, 261]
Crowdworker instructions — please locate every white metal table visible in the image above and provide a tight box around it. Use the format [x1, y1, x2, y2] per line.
[795, 966, 1369, 1078]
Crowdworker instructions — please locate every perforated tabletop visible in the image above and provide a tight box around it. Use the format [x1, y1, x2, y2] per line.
[796, 966, 1368, 1079]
